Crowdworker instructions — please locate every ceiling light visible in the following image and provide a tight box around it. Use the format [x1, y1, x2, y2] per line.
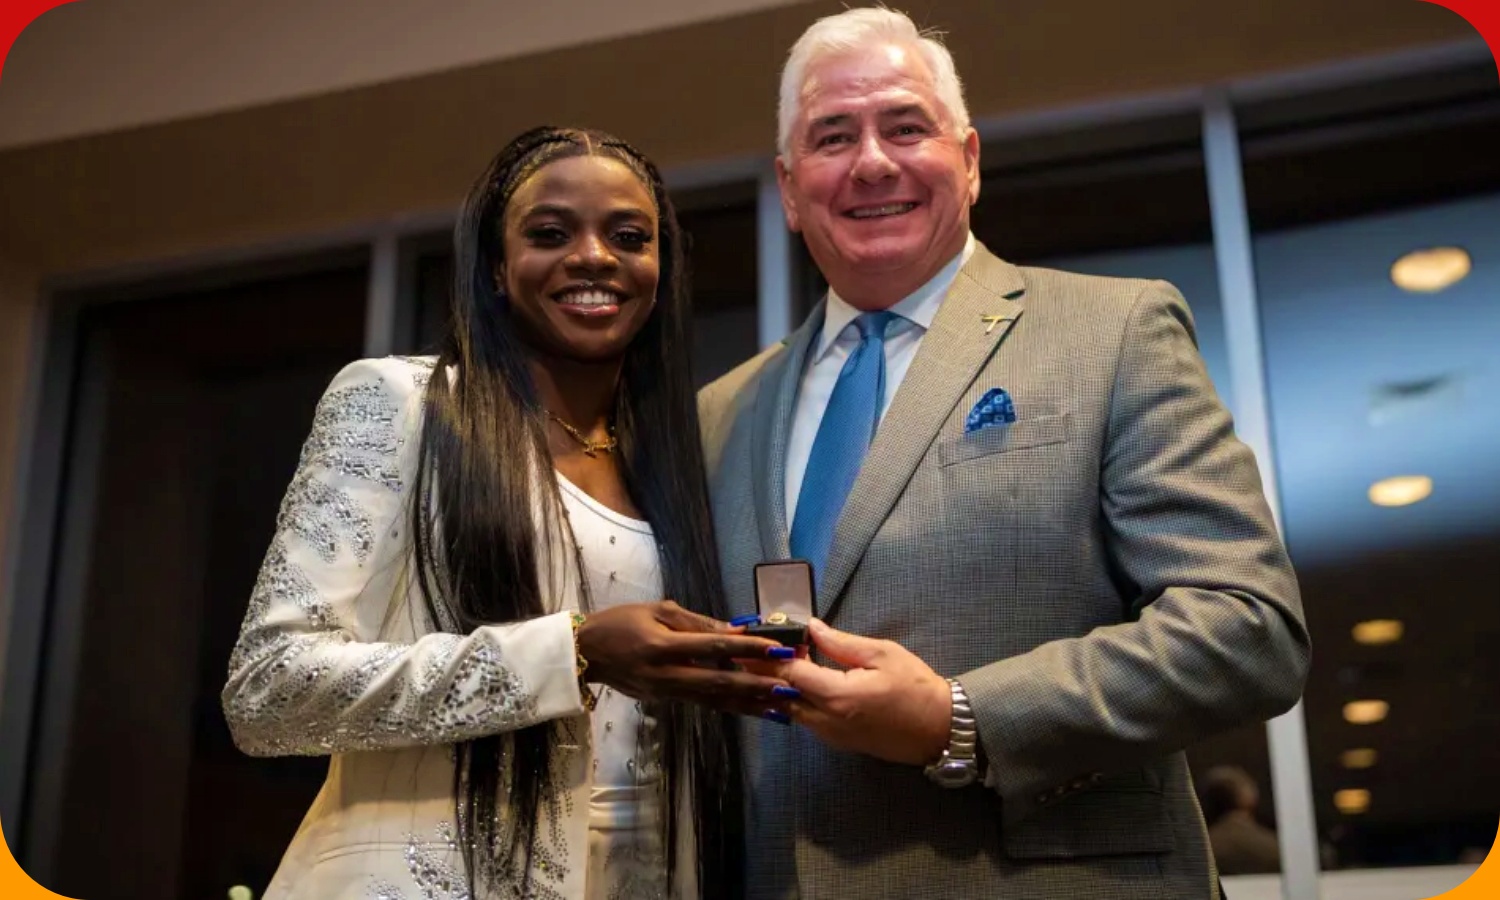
[1368, 475, 1432, 508]
[1340, 748, 1378, 769]
[1391, 247, 1471, 293]
[1352, 619, 1404, 646]
[1335, 788, 1371, 814]
[1344, 700, 1389, 724]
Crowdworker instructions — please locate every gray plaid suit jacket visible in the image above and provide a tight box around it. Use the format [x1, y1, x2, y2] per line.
[698, 244, 1310, 900]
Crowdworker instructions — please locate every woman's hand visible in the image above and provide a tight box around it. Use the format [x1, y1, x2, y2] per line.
[576, 601, 795, 716]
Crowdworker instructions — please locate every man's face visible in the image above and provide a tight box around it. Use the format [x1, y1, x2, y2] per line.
[777, 43, 980, 309]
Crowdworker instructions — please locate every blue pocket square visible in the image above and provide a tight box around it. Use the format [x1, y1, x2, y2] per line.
[965, 388, 1016, 433]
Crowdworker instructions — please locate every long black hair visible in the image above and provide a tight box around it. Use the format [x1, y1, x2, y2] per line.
[407, 126, 741, 897]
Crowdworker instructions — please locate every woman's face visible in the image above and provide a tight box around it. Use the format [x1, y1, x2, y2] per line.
[499, 154, 661, 363]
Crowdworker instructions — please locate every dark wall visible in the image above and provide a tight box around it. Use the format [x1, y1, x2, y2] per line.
[34, 265, 366, 898]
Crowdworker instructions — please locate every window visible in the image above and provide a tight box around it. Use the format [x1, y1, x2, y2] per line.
[1244, 64, 1500, 871]
[676, 182, 762, 386]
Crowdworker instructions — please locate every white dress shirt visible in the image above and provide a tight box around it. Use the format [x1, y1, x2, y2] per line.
[785, 232, 977, 522]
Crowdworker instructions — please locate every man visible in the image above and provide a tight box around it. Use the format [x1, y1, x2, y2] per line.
[1199, 766, 1283, 875]
[699, 7, 1310, 899]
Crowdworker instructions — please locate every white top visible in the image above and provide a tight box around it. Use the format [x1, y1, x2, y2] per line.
[784, 233, 977, 520]
[556, 472, 667, 900]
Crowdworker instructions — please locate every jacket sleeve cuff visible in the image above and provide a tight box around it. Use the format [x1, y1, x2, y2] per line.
[479, 610, 587, 723]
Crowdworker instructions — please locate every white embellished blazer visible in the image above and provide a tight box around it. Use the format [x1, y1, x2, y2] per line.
[222, 356, 691, 899]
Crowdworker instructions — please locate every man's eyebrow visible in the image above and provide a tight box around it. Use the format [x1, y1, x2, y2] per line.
[808, 104, 932, 129]
[809, 113, 852, 130]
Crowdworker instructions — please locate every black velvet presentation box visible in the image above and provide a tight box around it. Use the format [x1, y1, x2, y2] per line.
[745, 560, 814, 648]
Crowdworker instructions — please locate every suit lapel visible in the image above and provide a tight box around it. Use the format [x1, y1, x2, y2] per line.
[818, 247, 1028, 622]
[750, 304, 824, 562]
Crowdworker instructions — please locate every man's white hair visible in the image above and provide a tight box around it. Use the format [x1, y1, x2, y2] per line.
[777, 6, 970, 160]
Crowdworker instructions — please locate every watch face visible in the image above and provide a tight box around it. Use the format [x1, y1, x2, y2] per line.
[928, 759, 978, 788]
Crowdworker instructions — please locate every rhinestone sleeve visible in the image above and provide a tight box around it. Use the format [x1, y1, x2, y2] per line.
[221, 357, 582, 757]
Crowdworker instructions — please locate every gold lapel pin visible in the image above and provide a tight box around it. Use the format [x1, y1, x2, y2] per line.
[981, 314, 1008, 334]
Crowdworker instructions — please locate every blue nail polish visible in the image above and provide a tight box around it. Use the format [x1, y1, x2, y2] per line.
[762, 710, 791, 725]
[771, 685, 801, 700]
[729, 614, 761, 627]
[766, 646, 796, 660]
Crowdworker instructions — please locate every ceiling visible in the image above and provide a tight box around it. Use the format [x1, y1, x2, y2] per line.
[0, 0, 808, 149]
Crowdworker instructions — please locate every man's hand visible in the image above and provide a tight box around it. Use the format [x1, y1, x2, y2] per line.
[776, 619, 953, 766]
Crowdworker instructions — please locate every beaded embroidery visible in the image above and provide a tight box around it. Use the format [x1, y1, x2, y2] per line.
[404, 828, 470, 900]
[224, 361, 539, 757]
[368, 878, 408, 900]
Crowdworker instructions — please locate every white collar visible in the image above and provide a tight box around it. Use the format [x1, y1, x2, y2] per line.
[814, 232, 976, 363]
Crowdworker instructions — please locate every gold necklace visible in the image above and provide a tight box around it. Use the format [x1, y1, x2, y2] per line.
[547, 412, 618, 457]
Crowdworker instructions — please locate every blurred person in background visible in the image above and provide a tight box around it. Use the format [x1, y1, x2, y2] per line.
[1199, 765, 1282, 875]
[222, 125, 792, 900]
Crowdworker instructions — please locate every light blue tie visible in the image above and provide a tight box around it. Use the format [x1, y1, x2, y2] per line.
[790, 311, 897, 586]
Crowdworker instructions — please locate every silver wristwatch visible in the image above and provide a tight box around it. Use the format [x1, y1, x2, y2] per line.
[923, 678, 980, 788]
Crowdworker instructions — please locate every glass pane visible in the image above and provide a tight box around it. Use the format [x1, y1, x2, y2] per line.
[1246, 64, 1500, 872]
[676, 183, 760, 386]
[975, 120, 1278, 876]
[412, 242, 452, 355]
[34, 262, 367, 898]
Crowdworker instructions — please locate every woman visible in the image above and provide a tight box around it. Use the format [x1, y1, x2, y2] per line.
[222, 126, 792, 900]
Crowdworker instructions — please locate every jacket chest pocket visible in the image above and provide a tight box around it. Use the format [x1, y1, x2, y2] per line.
[937, 412, 1070, 467]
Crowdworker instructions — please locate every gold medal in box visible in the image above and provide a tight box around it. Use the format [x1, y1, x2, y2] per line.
[745, 560, 814, 648]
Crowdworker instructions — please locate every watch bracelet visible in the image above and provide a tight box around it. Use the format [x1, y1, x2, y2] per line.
[570, 612, 598, 712]
[946, 678, 978, 762]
